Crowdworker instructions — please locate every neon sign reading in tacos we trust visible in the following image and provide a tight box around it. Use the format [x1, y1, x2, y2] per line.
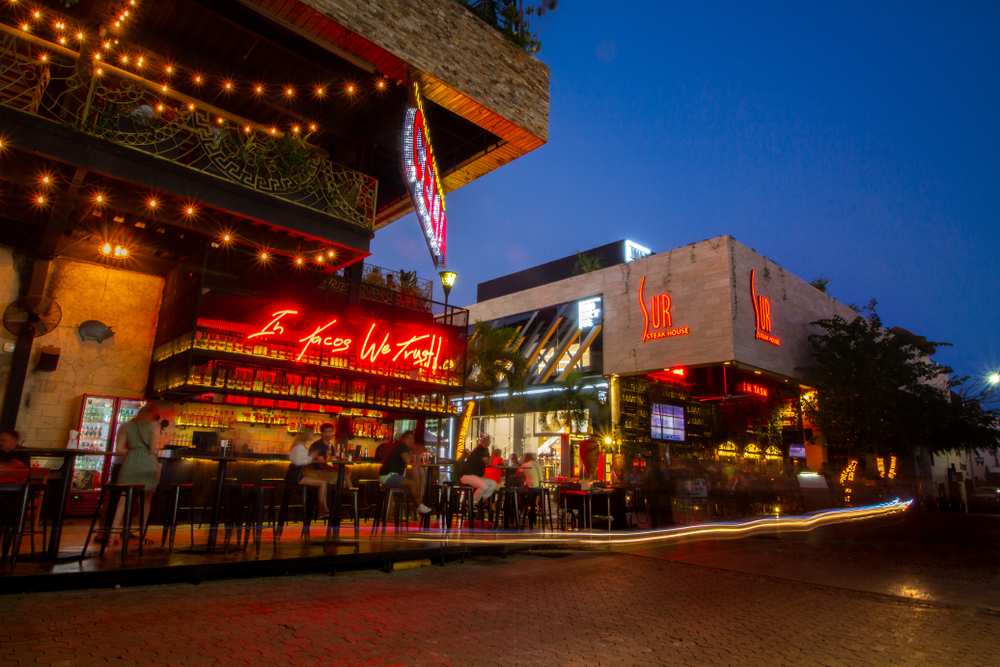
[402, 82, 447, 268]
[245, 309, 447, 372]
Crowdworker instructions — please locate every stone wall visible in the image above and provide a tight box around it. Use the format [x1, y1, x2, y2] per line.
[0, 246, 163, 449]
[729, 241, 858, 379]
[306, 0, 550, 142]
[468, 235, 861, 382]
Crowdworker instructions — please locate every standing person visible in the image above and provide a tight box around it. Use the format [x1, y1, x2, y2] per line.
[379, 431, 432, 515]
[0, 430, 27, 468]
[111, 402, 161, 544]
[459, 436, 498, 507]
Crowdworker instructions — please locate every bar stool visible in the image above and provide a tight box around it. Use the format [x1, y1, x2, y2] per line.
[276, 483, 318, 540]
[242, 485, 277, 555]
[323, 483, 360, 546]
[24, 468, 50, 556]
[446, 483, 482, 532]
[0, 471, 30, 566]
[81, 484, 146, 563]
[220, 484, 255, 548]
[493, 486, 520, 532]
[519, 486, 553, 531]
[370, 486, 410, 537]
[143, 483, 195, 552]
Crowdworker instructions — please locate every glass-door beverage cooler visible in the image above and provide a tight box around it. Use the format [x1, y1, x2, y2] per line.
[67, 394, 146, 516]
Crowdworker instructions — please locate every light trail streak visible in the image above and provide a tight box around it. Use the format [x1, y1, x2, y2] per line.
[406, 498, 913, 547]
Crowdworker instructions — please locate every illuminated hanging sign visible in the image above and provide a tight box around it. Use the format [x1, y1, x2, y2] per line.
[241, 308, 448, 373]
[750, 269, 780, 346]
[639, 276, 689, 342]
[402, 82, 447, 269]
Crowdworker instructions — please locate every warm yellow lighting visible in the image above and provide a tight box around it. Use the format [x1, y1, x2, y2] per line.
[217, 117, 225, 125]
[77, 33, 84, 40]
[223, 235, 231, 242]
[120, 55, 128, 64]
[161, 85, 168, 92]
[316, 255, 324, 263]
[148, 199, 157, 208]
[104, 41, 111, 49]
[255, 85, 263, 94]
[137, 56, 143, 68]
[21, 24, 29, 32]
[285, 88, 294, 97]
[309, 123, 317, 131]
[36, 195, 45, 204]
[260, 252, 268, 260]
[270, 127, 277, 134]
[40, 54, 47, 62]
[327, 250, 335, 257]
[604, 436, 612, 445]
[166, 66, 173, 74]
[187, 103, 194, 111]
[296, 257, 303, 265]
[156, 104, 164, 111]
[194, 75, 202, 84]
[33, 11, 40, 19]
[244, 126, 251, 133]
[346, 84, 355, 94]
[224, 81, 233, 90]
[292, 126, 300, 133]
[94, 194, 104, 203]
[439, 271, 457, 288]
[316, 87, 324, 96]
[186, 207, 194, 215]
[101, 243, 112, 255]
[377, 79, 386, 89]
[94, 53, 100, 61]
[59, 37, 66, 44]
[95, 68, 103, 75]
[114, 246, 128, 257]
[41, 175, 50, 184]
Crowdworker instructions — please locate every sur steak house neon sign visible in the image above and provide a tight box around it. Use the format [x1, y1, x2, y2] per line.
[246, 309, 447, 371]
[750, 270, 780, 346]
[403, 82, 447, 268]
[639, 276, 690, 342]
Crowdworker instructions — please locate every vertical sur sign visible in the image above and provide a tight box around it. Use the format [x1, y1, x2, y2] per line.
[402, 82, 447, 269]
[750, 270, 780, 345]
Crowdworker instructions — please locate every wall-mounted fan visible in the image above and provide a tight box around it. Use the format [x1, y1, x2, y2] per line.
[2, 296, 62, 338]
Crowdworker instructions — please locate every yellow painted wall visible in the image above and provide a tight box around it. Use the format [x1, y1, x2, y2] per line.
[0, 246, 163, 448]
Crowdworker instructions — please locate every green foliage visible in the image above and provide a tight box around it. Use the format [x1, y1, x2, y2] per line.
[797, 300, 967, 461]
[575, 249, 602, 274]
[467, 321, 529, 396]
[456, 0, 558, 54]
[539, 370, 599, 432]
[810, 275, 832, 293]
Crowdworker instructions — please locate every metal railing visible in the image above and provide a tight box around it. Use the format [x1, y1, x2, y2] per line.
[0, 24, 377, 230]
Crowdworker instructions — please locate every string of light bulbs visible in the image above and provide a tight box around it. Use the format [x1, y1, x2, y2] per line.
[2, 1, 395, 137]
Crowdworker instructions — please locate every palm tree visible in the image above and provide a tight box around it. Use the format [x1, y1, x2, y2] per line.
[539, 369, 599, 432]
[466, 321, 529, 396]
[540, 370, 600, 476]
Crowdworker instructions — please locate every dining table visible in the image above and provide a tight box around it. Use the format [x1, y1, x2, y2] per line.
[13, 448, 121, 561]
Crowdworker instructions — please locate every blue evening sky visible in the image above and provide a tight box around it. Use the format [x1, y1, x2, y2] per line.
[370, 0, 1000, 379]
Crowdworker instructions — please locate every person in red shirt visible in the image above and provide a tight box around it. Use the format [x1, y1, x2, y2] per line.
[0, 430, 27, 468]
[484, 447, 503, 486]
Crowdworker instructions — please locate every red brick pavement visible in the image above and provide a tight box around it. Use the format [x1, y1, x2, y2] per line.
[1, 551, 998, 666]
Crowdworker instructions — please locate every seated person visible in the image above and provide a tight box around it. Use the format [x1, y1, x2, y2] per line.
[515, 452, 544, 493]
[484, 447, 503, 486]
[379, 431, 431, 515]
[0, 430, 28, 468]
[459, 436, 498, 506]
[287, 430, 330, 520]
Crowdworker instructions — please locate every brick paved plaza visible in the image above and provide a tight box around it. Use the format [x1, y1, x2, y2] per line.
[3, 513, 1000, 667]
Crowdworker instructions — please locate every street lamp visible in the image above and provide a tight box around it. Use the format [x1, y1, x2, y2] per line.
[989, 373, 1000, 385]
[439, 270, 457, 324]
